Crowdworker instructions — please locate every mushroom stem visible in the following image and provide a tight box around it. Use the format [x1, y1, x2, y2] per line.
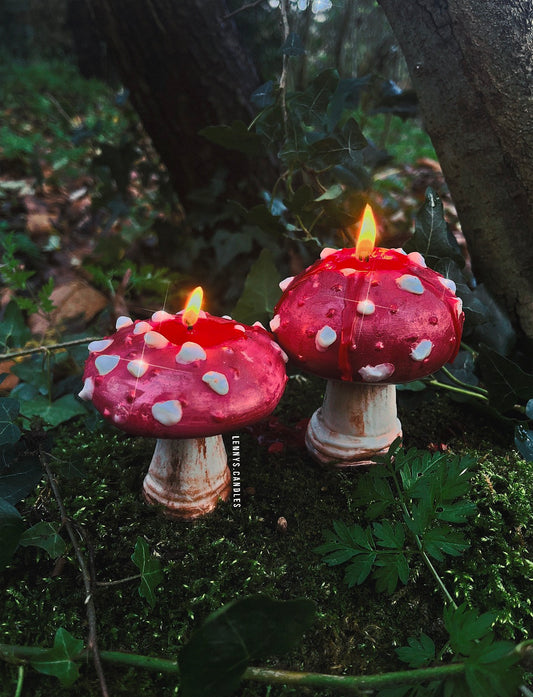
[305, 381, 402, 467]
[143, 436, 231, 519]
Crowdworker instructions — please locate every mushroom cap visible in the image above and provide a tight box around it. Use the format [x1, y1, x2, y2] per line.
[80, 312, 288, 438]
[272, 247, 464, 383]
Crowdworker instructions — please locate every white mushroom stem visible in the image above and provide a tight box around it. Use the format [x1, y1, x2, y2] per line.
[305, 380, 402, 467]
[142, 436, 231, 519]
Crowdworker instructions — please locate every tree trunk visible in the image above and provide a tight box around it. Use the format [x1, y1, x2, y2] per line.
[83, 0, 272, 201]
[377, 0, 533, 340]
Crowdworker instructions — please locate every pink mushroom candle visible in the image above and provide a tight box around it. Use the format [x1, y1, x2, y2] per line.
[271, 205, 464, 466]
[78, 287, 288, 519]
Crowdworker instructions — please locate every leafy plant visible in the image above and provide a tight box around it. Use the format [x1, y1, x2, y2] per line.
[315, 440, 476, 599]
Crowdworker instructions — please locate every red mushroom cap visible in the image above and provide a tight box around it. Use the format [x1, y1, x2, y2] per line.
[79, 311, 288, 438]
[272, 247, 464, 383]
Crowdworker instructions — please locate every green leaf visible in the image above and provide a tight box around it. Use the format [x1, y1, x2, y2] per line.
[344, 552, 376, 587]
[0, 397, 21, 446]
[315, 183, 343, 201]
[0, 301, 32, 350]
[179, 596, 315, 697]
[31, 627, 84, 687]
[0, 497, 24, 569]
[0, 440, 43, 504]
[443, 604, 497, 656]
[199, 121, 265, 157]
[396, 633, 436, 668]
[477, 344, 533, 413]
[282, 32, 305, 56]
[251, 81, 275, 108]
[436, 500, 477, 523]
[373, 520, 405, 549]
[232, 248, 281, 326]
[131, 537, 163, 608]
[211, 229, 253, 268]
[19, 522, 66, 558]
[422, 526, 469, 561]
[18, 394, 88, 429]
[372, 553, 408, 594]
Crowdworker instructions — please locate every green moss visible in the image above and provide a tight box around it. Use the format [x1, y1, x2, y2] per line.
[1, 379, 531, 696]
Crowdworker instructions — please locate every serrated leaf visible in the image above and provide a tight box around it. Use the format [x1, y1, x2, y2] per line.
[0, 397, 21, 446]
[373, 520, 405, 549]
[422, 526, 469, 561]
[0, 497, 24, 569]
[31, 627, 84, 687]
[345, 552, 376, 587]
[372, 554, 407, 594]
[232, 249, 281, 326]
[179, 596, 315, 697]
[436, 500, 477, 523]
[18, 394, 88, 429]
[19, 522, 66, 558]
[131, 537, 163, 608]
[396, 633, 436, 668]
[199, 121, 265, 157]
[443, 604, 497, 656]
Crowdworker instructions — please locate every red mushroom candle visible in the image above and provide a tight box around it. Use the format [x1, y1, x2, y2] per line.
[271, 205, 464, 466]
[79, 287, 288, 518]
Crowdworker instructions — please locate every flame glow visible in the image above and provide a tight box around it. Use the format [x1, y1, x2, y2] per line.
[355, 204, 377, 259]
[182, 286, 203, 328]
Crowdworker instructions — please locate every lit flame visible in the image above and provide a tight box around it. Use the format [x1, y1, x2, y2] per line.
[182, 286, 203, 328]
[355, 204, 377, 259]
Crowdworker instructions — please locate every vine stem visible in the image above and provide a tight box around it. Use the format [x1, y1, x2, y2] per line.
[426, 379, 488, 401]
[38, 446, 109, 697]
[0, 337, 100, 361]
[0, 642, 466, 691]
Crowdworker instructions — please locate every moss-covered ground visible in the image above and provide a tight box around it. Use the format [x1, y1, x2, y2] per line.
[1, 375, 532, 696]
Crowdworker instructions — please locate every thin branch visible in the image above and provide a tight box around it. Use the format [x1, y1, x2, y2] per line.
[38, 445, 109, 697]
[0, 337, 100, 362]
[279, 0, 290, 138]
[223, 0, 266, 21]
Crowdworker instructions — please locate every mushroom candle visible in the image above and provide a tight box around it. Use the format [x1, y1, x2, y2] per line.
[79, 287, 288, 518]
[271, 205, 464, 466]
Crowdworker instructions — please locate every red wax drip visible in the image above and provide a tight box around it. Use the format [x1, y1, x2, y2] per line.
[154, 314, 245, 347]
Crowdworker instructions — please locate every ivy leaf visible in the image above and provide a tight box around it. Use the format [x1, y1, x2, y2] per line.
[131, 537, 163, 608]
[315, 183, 343, 201]
[526, 399, 533, 419]
[18, 394, 88, 429]
[31, 627, 84, 687]
[251, 81, 275, 108]
[0, 397, 21, 446]
[0, 497, 24, 570]
[0, 300, 32, 350]
[396, 633, 436, 668]
[514, 425, 533, 462]
[179, 596, 315, 697]
[199, 121, 265, 157]
[0, 440, 43, 504]
[232, 248, 281, 326]
[422, 526, 469, 561]
[477, 344, 533, 413]
[19, 521, 66, 558]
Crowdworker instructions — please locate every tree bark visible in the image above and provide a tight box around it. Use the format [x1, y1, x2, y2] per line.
[377, 0, 533, 340]
[83, 0, 271, 201]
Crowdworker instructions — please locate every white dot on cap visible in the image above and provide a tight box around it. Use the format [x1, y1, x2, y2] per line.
[202, 371, 229, 395]
[144, 331, 168, 349]
[152, 400, 183, 426]
[176, 342, 207, 364]
[410, 339, 433, 361]
[279, 276, 294, 291]
[396, 274, 424, 295]
[315, 325, 337, 351]
[127, 359, 148, 377]
[269, 314, 281, 332]
[439, 276, 457, 293]
[78, 377, 94, 401]
[151, 310, 175, 323]
[88, 339, 113, 353]
[358, 363, 395, 382]
[407, 251, 427, 267]
[356, 299, 375, 315]
[116, 316, 133, 330]
[95, 354, 120, 376]
[133, 321, 152, 335]
[320, 247, 337, 259]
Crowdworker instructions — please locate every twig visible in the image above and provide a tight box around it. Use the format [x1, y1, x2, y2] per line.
[0, 337, 100, 362]
[279, 0, 290, 138]
[38, 445, 109, 697]
[223, 0, 266, 21]
[95, 575, 141, 588]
